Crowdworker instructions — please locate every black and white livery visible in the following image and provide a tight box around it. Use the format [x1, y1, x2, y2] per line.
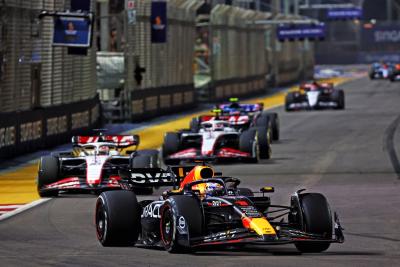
[162, 119, 271, 164]
[37, 133, 159, 197]
[285, 81, 345, 111]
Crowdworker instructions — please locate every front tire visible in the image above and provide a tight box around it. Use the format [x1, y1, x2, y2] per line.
[160, 196, 203, 253]
[294, 193, 333, 253]
[95, 191, 141, 246]
[37, 156, 59, 197]
[239, 129, 259, 163]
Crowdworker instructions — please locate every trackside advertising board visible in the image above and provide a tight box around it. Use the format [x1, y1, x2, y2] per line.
[362, 24, 400, 44]
[277, 23, 326, 41]
[53, 15, 92, 47]
[327, 8, 363, 20]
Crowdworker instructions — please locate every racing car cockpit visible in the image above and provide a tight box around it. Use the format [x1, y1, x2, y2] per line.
[161, 165, 227, 200]
[199, 120, 235, 133]
[76, 143, 120, 156]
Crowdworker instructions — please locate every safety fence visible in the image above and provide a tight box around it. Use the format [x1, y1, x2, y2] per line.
[194, 5, 315, 102]
[122, 0, 200, 121]
[0, 0, 97, 113]
[0, 0, 99, 161]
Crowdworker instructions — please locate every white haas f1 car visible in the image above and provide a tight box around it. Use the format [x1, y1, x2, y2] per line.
[190, 100, 280, 141]
[95, 165, 344, 253]
[285, 82, 345, 111]
[37, 134, 159, 197]
[162, 119, 271, 164]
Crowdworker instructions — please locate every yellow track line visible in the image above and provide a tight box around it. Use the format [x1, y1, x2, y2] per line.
[0, 77, 351, 204]
[0, 165, 39, 204]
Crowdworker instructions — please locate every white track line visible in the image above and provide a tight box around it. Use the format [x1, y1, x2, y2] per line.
[0, 198, 50, 222]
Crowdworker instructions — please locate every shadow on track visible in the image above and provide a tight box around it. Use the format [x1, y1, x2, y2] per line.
[190, 245, 384, 257]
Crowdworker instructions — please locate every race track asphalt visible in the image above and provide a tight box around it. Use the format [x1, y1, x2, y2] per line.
[0, 77, 399, 267]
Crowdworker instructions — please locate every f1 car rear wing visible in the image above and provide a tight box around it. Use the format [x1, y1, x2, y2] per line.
[72, 135, 140, 148]
[119, 166, 195, 189]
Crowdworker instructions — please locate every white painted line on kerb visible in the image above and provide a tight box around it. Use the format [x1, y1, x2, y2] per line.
[0, 198, 50, 222]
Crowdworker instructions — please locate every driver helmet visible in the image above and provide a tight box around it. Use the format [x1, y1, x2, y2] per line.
[213, 122, 225, 131]
[98, 145, 110, 155]
[205, 182, 224, 197]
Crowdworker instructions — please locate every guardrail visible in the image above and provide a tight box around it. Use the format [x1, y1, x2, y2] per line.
[0, 96, 101, 162]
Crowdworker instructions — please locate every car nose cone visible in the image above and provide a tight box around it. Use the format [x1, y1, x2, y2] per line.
[307, 91, 320, 107]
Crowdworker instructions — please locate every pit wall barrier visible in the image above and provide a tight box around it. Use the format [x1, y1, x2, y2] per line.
[0, 96, 101, 162]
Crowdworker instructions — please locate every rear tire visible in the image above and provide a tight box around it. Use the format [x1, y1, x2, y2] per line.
[262, 112, 280, 141]
[294, 193, 333, 253]
[160, 196, 203, 253]
[136, 149, 160, 168]
[37, 156, 59, 197]
[239, 129, 259, 163]
[130, 155, 154, 195]
[253, 127, 271, 159]
[96, 191, 141, 246]
[190, 118, 200, 132]
[332, 90, 345, 110]
[162, 132, 180, 160]
[285, 93, 295, 111]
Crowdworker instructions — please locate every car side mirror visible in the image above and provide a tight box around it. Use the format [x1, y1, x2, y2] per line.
[260, 186, 274, 193]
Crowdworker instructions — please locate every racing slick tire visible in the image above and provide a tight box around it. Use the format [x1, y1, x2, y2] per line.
[239, 129, 260, 163]
[252, 127, 271, 159]
[96, 191, 141, 247]
[295, 193, 333, 253]
[260, 112, 280, 141]
[332, 90, 345, 110]
[131, 155, 154, 195]
[137, 149, 160, 168]
[285, 93, 295, 111]
[160, 196, 203, 253]
[162, 132, 180, 164]
[254, 114, 273, 143]
[189, 118, 200, 133]
[37, 156, 59, 197]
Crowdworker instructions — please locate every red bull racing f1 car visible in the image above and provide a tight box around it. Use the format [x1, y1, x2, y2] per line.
[95, 165, 344, 253]
[37, 134, 159, 197]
